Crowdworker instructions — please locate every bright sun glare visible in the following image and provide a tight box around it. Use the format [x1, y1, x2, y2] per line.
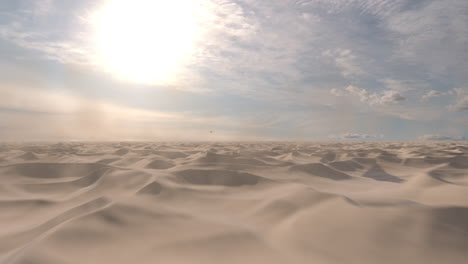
[90, 0, 204, 85]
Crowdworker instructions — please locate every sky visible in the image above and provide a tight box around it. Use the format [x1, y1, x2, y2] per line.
[0, 0, 467, 141]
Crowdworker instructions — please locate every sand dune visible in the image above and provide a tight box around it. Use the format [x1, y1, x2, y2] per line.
[0, 142, 467, 264]
[174, 169, 267, 186]
[289, 163, 352, 180]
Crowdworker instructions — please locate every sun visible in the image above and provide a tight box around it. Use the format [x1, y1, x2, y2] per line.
[90, 0, 203, 85]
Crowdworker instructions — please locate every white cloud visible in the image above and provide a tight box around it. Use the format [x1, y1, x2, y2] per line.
[382, 79, 428, 93]
[379, 90, 406, 105]
[323, 49, 364, 78]
[448, 88, 468, 111]
[416, 88, 468, 111]
[418, 134, 466, 141]
[448, 88, 465, 96]
[331, 85, 405, 105]
[330, 88, 347, 96]
[329, 132, 384, 140]
[421, 90, 444, 101]
[451, 96, 468, 111]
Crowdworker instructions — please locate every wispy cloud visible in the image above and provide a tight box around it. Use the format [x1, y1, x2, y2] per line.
[0, 22, 91, 65]
[418, 134, 466, 141]
[24, 0, 55, 17]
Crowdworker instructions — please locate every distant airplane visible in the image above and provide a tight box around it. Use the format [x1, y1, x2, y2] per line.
[209, 130, 214, 133]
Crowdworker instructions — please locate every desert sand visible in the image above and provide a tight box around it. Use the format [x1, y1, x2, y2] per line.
[0, 141, 467, 264]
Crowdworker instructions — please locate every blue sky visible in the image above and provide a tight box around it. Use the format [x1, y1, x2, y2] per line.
[0, 0, 467, 141]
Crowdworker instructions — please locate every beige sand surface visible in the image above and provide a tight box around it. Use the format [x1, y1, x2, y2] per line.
[0, 141, 467, 264]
